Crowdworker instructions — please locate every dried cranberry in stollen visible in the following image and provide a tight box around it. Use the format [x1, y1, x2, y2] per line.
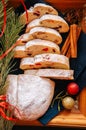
[42, 48, 48, 51]
[67, 82, 79, 95]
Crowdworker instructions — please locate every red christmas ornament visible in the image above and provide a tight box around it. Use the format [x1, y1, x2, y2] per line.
[67, 82, 79, 95]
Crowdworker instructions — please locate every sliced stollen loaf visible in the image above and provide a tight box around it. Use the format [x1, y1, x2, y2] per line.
[16, 33, 30, 46]
[6, 75, 18, 106]
[24, 69, 74, 80]
[28, 27, 62, 44]
[33, 3, 58, 16]
[26, 15, 69, 33]
[39, 14, 69, 33]
[25, 39, 60, 56]
[14, 46, 28, 58]
[20, 53, 70, 70]
[19, 3, 58, 24]
[14, 39, 60, 58]
[26, 18, 40, 33]
[16, 27, 62, 45]
[19, 9, 39, 25]
[6, 74, 55, 120]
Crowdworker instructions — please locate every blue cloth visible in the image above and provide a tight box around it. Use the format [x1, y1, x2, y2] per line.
[15, 0, 86, 125]
[71, 33, 86, 90]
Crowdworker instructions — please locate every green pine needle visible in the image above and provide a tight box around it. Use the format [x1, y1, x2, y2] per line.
[0, 110, 15, 130]
[0, 8, 24, 92]
[0, 0, 8, 27]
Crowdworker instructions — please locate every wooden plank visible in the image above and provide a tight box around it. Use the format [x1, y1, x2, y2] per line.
[45, 0, 86, 11]
[47, 110, 86, 127]
[16, 109, 86, 127]
[79, 87, 86, 117]
[8, 0, 86, 10]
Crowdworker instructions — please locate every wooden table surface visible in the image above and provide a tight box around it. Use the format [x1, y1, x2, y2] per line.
[45, 0, 86, 11]
[16, 109, 86, 127]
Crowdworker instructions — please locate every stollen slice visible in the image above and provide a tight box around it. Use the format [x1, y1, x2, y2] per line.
[33, 3, 58, 16]
[24, 69, 74, 80]
[16, 27, 62, 45]
[25, 39, 60, 56]
[19, 3, 58, 24]
[39, 14, 69, 33]
[20, 53, 70, 70]
[26, 15, 69, 33]
[14, 45, 28, 58]
[28, 27, 62, 44]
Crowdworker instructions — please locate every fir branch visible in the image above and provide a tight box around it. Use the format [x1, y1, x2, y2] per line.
[0, 3, 24, 130]
[0, 9, 24, 91]
[0, 110, 15, 130]
[0, 0, 8, 28]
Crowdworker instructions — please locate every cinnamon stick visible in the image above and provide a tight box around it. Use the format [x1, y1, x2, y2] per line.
[61, 32, 70, 55]
[66, 46, 71, 58]
[70, 25, 81, 58]
[59, 24, 81, 58]
[70, 24, 78, 58]
[77, 26, 81, 40]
